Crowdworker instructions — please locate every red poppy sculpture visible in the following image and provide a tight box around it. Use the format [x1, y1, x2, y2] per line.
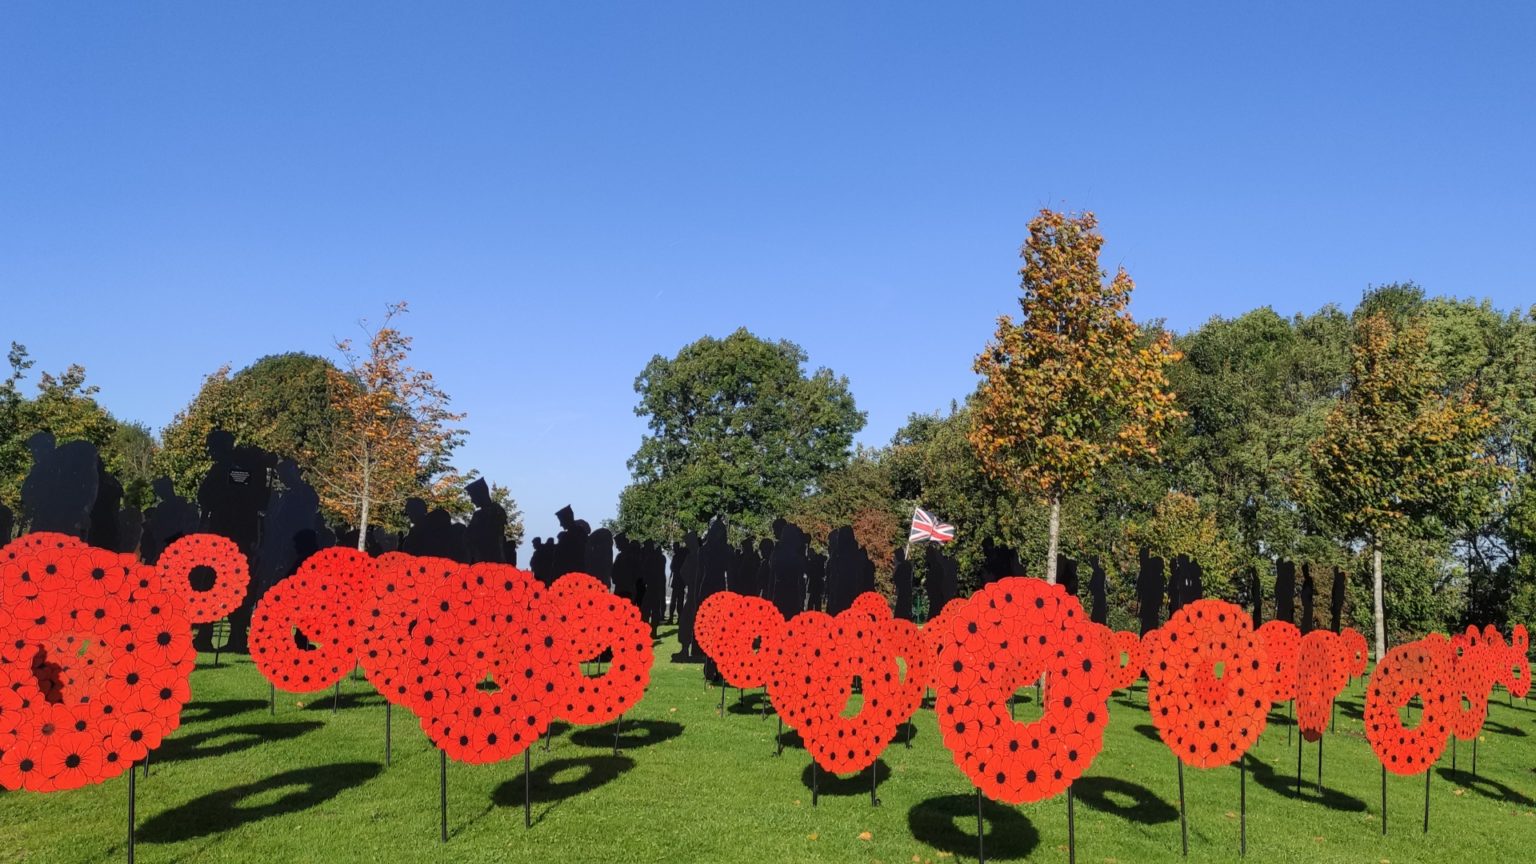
[1142, 599, 1271, 768]
[406, 563, 577, 763]
[929, 578, 1110, 803]
[1364, 634, 1453, 775]
[1095, 625, 1143, 693]
[250, 548, 372, 694]
[155, 533, 250, 623]
[1256, 620, 1301, 705]
[1340, 627, 1369, 679]
[549, 572, 653, 726]
[1296, 630, 1349, 741]
[1449, 627, 1495, 743]
[0, 533, 196, 792]
[708, 593, 786, 691]
[767, 594, 920, 775]
[1505, 624, 1531, 699]
[358, 552, 460, 710]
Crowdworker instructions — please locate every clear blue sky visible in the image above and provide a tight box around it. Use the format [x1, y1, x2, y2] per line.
[3, 3, 1532, 557]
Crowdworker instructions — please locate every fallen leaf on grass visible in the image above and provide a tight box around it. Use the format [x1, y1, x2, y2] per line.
[858, 831, 872, 841]
[807, 833, 818, 841]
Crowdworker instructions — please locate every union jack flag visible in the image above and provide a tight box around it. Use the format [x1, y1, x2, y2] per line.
[909, 507, 956, 545]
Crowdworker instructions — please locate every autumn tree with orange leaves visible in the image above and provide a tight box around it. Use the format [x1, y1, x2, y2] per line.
[970, 209, 1181, 583]
[312, 302, 466, 548]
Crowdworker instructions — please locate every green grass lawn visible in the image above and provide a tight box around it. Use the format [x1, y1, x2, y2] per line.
[5, 627, 1535, 863]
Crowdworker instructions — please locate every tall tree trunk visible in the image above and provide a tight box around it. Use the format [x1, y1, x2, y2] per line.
[357, 462, 371, 551]
[1371, 542, 1386, 662]
[1045, 497, 1060, 585]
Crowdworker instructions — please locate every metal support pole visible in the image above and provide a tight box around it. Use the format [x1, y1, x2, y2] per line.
[1177, 759, 1188, 857]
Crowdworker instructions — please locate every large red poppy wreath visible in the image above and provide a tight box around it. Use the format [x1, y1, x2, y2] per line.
[1340, 628, 1369, 679]
[1364, 634, 1452, 776]
[357, 552, 460, 711]
[929, 578, 1110, 803]
[766, 593, 922, 775]
[406, 563, 579, 764]
[0, 533, 196, 792]
[155, 533, 250, 624]
[1143, 599, 1270, 768]
[549, 572, 654, 726]
[1504, 624, 1531, 699]
[1448, 627, 1495, 743]
[697, 591, 785, 691]
[250, 548, 372, 694]
[1256, 620, 1301, 705]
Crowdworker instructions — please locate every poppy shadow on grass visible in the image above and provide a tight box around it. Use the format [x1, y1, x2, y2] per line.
[140, 762, 382, 843]
[490, 755, 636, 824]
[908, 793, 1039, 861]
[178, 699, 269, 726]
[570, 719, 684, 750]
[1481, 718, 1527, 738]
[776, 729, 805, 752]
[1073, 775, 1178, 825]
[160, 722, 322, 764]
[798, 758, 890, 797]
[726, 691, 772, 716]
[1245, 752, 1366, 812]
[1438, 767, 1536, 806]
[300, 689, 385, 712]
[1132, 724, 1162, 744]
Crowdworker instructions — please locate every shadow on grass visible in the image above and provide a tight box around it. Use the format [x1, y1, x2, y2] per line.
[1482, 719, 1527, 738]
[1133, 724, 1162, 743]
[161, 722, 322, 764]
[140, 762, 382, 843]
[1073, 775, 1178, 825]
[1246, 751, 1366, 812]
[490, 754, 636, 824]
[569, 719, 683, 750]
[798, 758, 889, 799]
[908, 793, 1039, 861]
[726, 691, 772, 716]
[894, 722, 919, 745]
[1437, 767, 1536, 806]
[179, 699, 269, 726]
[775, 729, 804, 752]
[299, 689, 385, 712]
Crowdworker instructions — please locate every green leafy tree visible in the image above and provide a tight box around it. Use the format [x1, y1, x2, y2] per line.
[617, 328, 865, 544]
[970, 209, 1181, 583]
[1303, 312, 1501, 658]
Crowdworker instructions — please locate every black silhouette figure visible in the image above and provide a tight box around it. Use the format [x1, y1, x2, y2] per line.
[142, 477, 200, 565]
[755, 538, 774, 600]
[770, 521, 807, 619]
[824, 526, 865, 615]
[1057, 555, 1079, 598]
[893, 548, 914, 621]
[1274, 561, 1297, 624]
[1300, 563, 1317, 633]
[981, 539, 1023, 585]
[87, 458, 123, 551]
[732, 539, 762, 597]
[553, 505, 591, 578]
[402, 498, 463, 561]
[666, 539, 689, 624]
[1181, 557, 1204, 606]
[612, 534, 639, 601]
[1250, 569, 1264, 629]
[238, 459, 327, 653]
[464, 478, 508, 564]
[1087, 556, 1108, 625]
[680, 523, 728, 661]
[21, 431, 98, 538]
[1135, 549, 1165, 636]
[1330, 568, 1347, 633]
[805, 547, 827, 612]
[0, 503, 12, 542]
[528, 537, 556, 585]
[641, 539, 667, 629]
[365, 526, 399, 556]
[924, 544, 957, 618]
[115, 505, 143, 555]
[586, 528, 614, 587]
[197, 430, 273, 557]
[1167, 555, 1188, 618]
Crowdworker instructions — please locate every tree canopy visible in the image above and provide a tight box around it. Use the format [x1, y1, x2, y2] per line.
[616, 328, 865, 543]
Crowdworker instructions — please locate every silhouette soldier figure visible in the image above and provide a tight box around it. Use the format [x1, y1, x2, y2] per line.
[21, 431, 98, 538]
[1329, 568, 1346, 633]
[1088, 556, 1108, 625]
[1136, 549, 1165, 636]
[1274, 561, 1297, 624]
[464, 478, 508, 564]
[142, 477, 200, 564]
[770, 521, 807, 619]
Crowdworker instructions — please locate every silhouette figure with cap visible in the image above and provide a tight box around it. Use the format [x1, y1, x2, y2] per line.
[464, 477, 507, 564]
[21, 431, 98, 538]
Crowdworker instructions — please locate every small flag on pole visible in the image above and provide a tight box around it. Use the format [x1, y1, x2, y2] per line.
[909, 507, 956, 545]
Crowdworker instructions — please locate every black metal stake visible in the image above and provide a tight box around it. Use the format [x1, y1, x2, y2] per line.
[523, 748, 531, 829]
[976, 788, 986, 864]
[1422, 767, 1430, 833]
[1177, 759, 1188, 857]
[332, 680, 340, 715]
[811, 760, 819, 807]
[270, 682, 275, 716]
[1067, 783, 1076, 864]
[1316, 735, 1324, 796]
[775, 716, 784, 756]
[904, 718, 912, 749]
[1452, 736, 1457, 771]
[1286, 700, 1293, 747]
[1381, 765, 1388, 835]
[870, 763, 880, 807]
[385, 703, 392, 766]
[1472, 736, 1478, 780]
[1296, 726, 1304, 794]
[142, 751, 150, 778]
[1239, 755, 1247, 856]
[613, 713, 623, 756]
[128, 759, 137, 864]
[439, 749, 448, 843]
